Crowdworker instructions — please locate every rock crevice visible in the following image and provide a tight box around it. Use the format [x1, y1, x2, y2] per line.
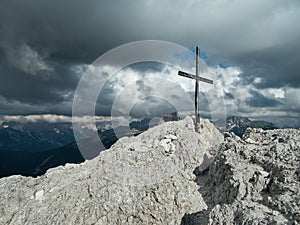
[182, 128, 300, 225]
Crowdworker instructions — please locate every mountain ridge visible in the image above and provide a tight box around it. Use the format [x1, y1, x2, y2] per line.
[1, 118, 299, 224]
[0, 117, 224, 225]
[226, 116, 277, 137]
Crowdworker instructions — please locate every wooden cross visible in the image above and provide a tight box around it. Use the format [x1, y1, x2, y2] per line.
[178, 47, 213, 132]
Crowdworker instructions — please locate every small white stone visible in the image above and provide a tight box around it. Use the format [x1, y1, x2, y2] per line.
[165, 138, 172, 143]
[245, 138, 257, 144]
[158, 139, 175, 155]
[159, 139, 170, 151]
[164, 134, 177, 140]
[186, 123, 193, 129]
[35, 190, 44, 201]
[258, 170, 269, 177]
[169, 142, 175, 153]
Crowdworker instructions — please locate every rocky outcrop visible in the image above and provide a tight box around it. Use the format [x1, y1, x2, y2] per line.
[0, 117, 223, 225]
[183, 128, 300, 225]
[1, 119, 299, 225]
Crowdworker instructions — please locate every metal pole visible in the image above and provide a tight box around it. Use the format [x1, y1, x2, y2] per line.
[195, 47, 200, 132]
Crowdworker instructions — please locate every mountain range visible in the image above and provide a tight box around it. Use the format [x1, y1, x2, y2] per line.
[226, 116, 278, 137]
[0, 115, 279, 178]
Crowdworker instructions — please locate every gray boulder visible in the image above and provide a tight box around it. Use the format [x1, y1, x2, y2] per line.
[183, 128, 300, 225]
[2, 118, 299, 225]
[0, 117, 223, 225]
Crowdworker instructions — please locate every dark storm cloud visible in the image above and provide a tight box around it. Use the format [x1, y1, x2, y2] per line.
[0, 0, 299, 116]
[128, 62, 165, 74]
[235, 44, 300, 89]
[0, 63, 77, 104]
[0, 0, 149, 64]
[246, 89, 281, 108]
[1, 0, 299, 71]
[0, 0, 160, 115]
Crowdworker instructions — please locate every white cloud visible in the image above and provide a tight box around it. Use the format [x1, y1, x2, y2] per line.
[1, 57, 298, 121]
[107, 65, 193, 117]
[0, 114, 125, 124]
[253, 77, 262, 84]
[265, 88, 285, 99]
[91, 62, 296, 120]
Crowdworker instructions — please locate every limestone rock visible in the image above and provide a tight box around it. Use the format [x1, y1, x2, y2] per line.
[157, 138, 176, 156]
[0, 117, 223, 225]
[1, 119, 299, 225]
[183, 128, 300, 224]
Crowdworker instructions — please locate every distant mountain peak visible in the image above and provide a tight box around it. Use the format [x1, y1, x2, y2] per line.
[226, 115, 277, 137]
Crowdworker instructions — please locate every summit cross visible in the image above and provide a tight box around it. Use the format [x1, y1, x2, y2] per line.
[178, 47, 213, 132]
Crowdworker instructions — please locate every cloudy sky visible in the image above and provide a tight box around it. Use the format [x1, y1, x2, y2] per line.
[0, 0, 299, 123]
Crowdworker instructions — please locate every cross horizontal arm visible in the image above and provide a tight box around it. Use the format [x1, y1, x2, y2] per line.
[178, 71, 213, 84]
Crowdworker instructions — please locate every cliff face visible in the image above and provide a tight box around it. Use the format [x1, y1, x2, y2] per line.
[0, 117, 223, 225]
[1, 118, 299, 225]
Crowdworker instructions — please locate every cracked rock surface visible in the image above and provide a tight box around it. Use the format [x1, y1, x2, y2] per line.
[182, 128, 300, 225]
[0, 117, 223, 225]
[1, 119, 299, 225]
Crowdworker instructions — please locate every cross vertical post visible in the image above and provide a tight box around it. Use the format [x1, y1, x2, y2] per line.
[177, 46, 214, 132]
[195, 47, 200, 132]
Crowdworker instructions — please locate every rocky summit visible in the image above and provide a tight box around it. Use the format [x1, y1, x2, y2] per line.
[183, 127, 300, 225]
[0, 118, 299, 225]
